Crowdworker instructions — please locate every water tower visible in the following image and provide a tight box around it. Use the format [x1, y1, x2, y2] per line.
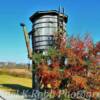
[30, 10, 67, 52]
[21, 9, 68, 89]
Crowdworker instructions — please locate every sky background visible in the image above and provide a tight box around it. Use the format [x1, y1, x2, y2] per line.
[0, 0, 100, 63]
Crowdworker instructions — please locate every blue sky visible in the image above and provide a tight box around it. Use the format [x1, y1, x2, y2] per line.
[0, 0, 100, 63]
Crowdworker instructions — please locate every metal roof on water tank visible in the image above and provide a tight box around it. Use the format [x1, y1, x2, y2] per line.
[30, 10, 68, 23]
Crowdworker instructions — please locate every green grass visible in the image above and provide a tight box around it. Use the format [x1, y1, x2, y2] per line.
[0, 74, 32, 92]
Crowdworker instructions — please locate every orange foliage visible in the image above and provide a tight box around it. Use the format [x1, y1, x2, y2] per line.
[72, 76, 87, 89]
[35, 33, 99, 99]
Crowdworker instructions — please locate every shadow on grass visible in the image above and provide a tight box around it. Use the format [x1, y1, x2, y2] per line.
[1, 84, 32, 95]
[0, 84, 50, 100]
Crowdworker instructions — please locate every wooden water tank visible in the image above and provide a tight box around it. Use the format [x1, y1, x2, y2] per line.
[30, 10, 67, 51]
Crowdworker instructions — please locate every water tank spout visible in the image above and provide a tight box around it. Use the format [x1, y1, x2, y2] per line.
[20, 23, 32, 59]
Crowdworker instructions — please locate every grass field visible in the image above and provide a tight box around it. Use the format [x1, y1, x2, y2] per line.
[0, 67, 32, 78]
[0, 67, 32, 92]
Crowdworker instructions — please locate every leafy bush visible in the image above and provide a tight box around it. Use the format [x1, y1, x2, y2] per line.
[32, 33, 100, 99]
